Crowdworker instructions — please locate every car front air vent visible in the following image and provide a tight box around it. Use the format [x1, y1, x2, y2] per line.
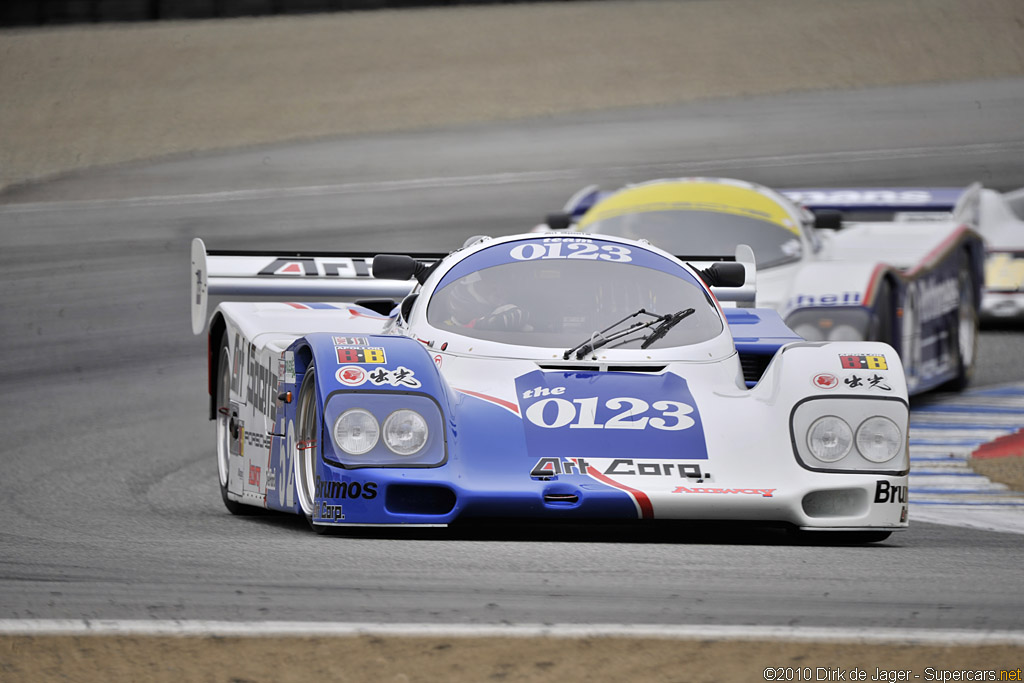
[535, 364, 667, 373]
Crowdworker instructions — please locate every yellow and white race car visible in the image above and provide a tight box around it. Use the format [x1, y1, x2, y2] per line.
[540, 177, 986, 395]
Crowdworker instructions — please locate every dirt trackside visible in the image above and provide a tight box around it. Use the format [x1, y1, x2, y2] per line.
[1, 634, 1022, 683]
[1, 0, 1023, 190]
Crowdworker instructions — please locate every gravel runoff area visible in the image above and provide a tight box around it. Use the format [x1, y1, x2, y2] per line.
[1, 1, 1023, 680]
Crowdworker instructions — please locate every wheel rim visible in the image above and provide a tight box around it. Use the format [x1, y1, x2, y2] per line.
[958, 270, 977, 371]
[295, 368, 318, 516]
[215, 346, 232, 488]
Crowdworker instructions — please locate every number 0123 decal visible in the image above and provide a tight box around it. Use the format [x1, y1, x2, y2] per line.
[525, 396, 695, 431]
[515, 370, 709, 460]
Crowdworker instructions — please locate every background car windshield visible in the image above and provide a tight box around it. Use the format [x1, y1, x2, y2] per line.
[586, 210, 802, 269]
[427, 258, 723, 348]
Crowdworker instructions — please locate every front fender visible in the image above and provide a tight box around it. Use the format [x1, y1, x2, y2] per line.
[302, 333, 447, 400]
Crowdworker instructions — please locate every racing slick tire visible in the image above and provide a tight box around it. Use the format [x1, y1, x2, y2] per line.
[215, 333, 261, 516]
[945, 253, 979, 391]
[295, 365, 330, 534]
[872, 278, 896, 346]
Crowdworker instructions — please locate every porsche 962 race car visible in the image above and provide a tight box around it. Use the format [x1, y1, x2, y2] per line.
[790, 182, 1024, 322]
[190, 232, 910, 541]
[542, 177, 985, 395]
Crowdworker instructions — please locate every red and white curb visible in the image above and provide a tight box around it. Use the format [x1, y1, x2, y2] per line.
[909, 383, 1024, 534]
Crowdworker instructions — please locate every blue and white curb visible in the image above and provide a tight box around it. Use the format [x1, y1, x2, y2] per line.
[908, 383, 1024, 534]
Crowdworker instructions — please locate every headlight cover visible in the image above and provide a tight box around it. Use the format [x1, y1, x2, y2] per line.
[856, 416, 902, 463]
[807, 416, 853, 462]
[791, 397, 908, 473]
[383, 409, 429, 455]
[333, 408, 379, 455]
[323, 392, 446, 468]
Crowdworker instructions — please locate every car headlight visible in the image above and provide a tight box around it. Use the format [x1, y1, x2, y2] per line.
[382, 409, 429, 455]
[333, 408, 380, 455]
[807, 416, 853, 463]
[786, 308, 870, 342]
[793, 323, 824, 341]
[856, 416, 902, 463]
[827, 324, 865, 341]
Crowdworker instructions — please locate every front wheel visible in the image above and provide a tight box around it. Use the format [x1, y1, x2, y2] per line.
[294, 366, 328, 533]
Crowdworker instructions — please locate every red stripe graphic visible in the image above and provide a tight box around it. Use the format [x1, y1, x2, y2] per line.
[453, 388, 520, 415]
[584, 466, 654, 519]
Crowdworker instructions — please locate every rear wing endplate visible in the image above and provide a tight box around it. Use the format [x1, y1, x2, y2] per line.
[190, 238, 441, 334]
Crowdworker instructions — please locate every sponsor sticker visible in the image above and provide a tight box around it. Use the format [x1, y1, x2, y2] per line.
[812, 373, 839, 389]
[335, 346, 386, 364]
[844, 374, 892, 391]
[875, 480, 908, 504]
[333, 336, 370, 346]
[337, 366, 367, 386]
[672, 486, 775, 498]
[248, 464, 261, 487]
[335, 365, 423, 388]
[531, 457, 707, 480]
[368, 366, 422, 388]
[839, 354, 887, 370]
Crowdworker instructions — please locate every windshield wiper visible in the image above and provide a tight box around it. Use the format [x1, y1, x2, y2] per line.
[641, 308, 695, 349]
[562, 308, 695, 360]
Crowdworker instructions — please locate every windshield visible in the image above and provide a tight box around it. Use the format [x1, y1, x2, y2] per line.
[584, 210, 803, 269]
[426, 239, 723, 349]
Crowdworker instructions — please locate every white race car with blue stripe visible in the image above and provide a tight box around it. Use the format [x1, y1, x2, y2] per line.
[191, 232, 910, 541]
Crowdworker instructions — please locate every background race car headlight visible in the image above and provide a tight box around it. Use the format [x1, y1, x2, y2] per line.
[793, 323, 824, 341]
[333, 408, 380, 455]
[383, 409, 429, 456]
[786, 308, 870, 343]
[856, 416, 902, 463]
[827, 324, 865, 342]
[807, 416, 853, 462]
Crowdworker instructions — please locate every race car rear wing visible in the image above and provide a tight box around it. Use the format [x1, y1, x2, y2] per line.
[191, 238, 757, 334]
[190, 238, 442, 334]
[782, 185, 982, 224]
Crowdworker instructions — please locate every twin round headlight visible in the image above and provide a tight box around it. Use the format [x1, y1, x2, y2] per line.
[333, 408, 429, 456]
[807, 415, 902, 464]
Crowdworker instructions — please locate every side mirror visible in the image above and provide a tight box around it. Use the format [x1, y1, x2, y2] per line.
[701, 262, 746, 288]
[373, 254, 430, 283]
[812, 209, 843, 230]
[545, 212, 573, 231]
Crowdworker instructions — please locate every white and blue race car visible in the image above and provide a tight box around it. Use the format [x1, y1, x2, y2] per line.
[190, 232, 910, 541]
[542, 178, 986, 395]
[783, 183, 1024, 322]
